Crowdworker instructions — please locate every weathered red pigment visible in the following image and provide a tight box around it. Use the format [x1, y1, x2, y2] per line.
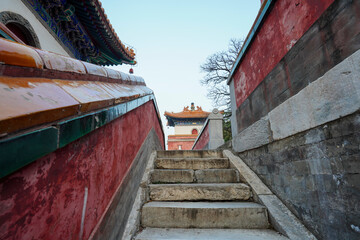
[193, 124, 209, 150]
[233, 0, 334, 108]
[0, 101, 164, 240]
[168, 139, 195, 150]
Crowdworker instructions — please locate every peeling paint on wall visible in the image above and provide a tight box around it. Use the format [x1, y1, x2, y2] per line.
[233, 0, 335, 108]
[0, 101, 164, 240]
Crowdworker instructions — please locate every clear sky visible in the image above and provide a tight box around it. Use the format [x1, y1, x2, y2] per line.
[102, 0, 261, 147]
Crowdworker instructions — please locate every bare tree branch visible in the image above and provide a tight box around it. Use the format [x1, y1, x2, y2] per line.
[200, 38, 243, 112]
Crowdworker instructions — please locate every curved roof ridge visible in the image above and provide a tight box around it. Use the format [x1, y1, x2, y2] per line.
[164, 105, 210, 119]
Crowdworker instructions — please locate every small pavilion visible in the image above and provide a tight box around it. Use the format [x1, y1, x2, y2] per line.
[164, 103, 210, 150]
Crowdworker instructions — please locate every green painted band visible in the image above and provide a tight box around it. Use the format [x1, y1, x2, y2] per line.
[0, 94, 155, 179]
[0, 127, 58, 178]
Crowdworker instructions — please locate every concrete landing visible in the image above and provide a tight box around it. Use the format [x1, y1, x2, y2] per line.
[135, 228, 288, 240]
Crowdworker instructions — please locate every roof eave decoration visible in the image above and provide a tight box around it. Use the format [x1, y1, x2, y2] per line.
[164, 103, 211, 127]
[26, 0, 135, 66]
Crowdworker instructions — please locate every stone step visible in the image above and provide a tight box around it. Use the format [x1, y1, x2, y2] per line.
[155, 158, 229, 170]
[195, 169, 240, 183]
[157, 150, 223, 159]
[151, 169, 240, 183]
[141, 201, 269, 229]
[151, 169, 194, 183]
[135, 228, 288, 240]
[149, 183, 251, 201]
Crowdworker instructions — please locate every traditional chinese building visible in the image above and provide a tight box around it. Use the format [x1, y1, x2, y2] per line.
[165, 103, 210, 150]
[0, 0, 135, 66]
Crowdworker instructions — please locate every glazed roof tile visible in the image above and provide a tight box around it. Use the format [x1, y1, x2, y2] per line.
[0, 37, 150, 136]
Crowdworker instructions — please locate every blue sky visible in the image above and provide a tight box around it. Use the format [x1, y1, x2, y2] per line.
[102, 0, 261, 145]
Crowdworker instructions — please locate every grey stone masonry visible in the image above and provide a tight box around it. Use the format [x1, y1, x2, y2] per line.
[235, 111, 360, 239]
[193, 109, 225, 150]
[233, 48, 360, 153]
[208, 108, 225, 149]
[224, 150, 317, 240]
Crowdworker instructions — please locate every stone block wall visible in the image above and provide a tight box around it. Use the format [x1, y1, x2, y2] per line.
[228, 0, 360, 238]
[238, 112, 360, 239]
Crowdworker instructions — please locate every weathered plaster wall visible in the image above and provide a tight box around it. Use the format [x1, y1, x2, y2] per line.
[0, 101, 164, 240]
[90, 128, 163, 240]
[193, 124, 209, 150]
[232, 0, 334, 109]
[168, 139, 194, 150]
[1, 0, 70, 56]
[232, 0, 360, 134]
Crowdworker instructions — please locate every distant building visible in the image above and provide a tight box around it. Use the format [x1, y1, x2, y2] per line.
[165, 103, 210, 150]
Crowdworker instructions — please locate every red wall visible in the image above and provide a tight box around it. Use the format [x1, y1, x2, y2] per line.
[193, 124, 209, 150]
[168, 140, 195, 150]
[233, 0, 334, 108]
[0, 101, 164, 240]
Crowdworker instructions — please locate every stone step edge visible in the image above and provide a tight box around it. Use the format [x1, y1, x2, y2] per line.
[141, 201, 269, 229]
[135, 228, 288, 240]
[155, 157, 229, 160]
[150, 169, 240, 183]
[155, 158, 230, 170]
[142, 201, 265, 209]
[148, 183, 252, 201]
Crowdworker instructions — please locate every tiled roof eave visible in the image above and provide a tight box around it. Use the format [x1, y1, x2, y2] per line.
[69, 0, 135, 65]
[164, 111, 211, 119]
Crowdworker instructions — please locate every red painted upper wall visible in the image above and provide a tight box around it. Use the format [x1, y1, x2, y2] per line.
[0, 101, 164, 240]
[193, 124, 209, 150]
[233, 0, 334, 108]
[168, 140, 195, 150]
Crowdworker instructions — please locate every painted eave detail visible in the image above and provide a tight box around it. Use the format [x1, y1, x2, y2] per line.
[22, 0, 135, 65]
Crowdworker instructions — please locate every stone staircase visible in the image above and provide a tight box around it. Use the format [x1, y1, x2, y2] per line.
[134, 150, 288, 239]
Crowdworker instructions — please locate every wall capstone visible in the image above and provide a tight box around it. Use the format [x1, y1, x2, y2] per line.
[208, 108, 224, 149]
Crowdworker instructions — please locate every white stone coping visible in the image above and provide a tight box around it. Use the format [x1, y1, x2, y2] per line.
[232, 49, 360, 153]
